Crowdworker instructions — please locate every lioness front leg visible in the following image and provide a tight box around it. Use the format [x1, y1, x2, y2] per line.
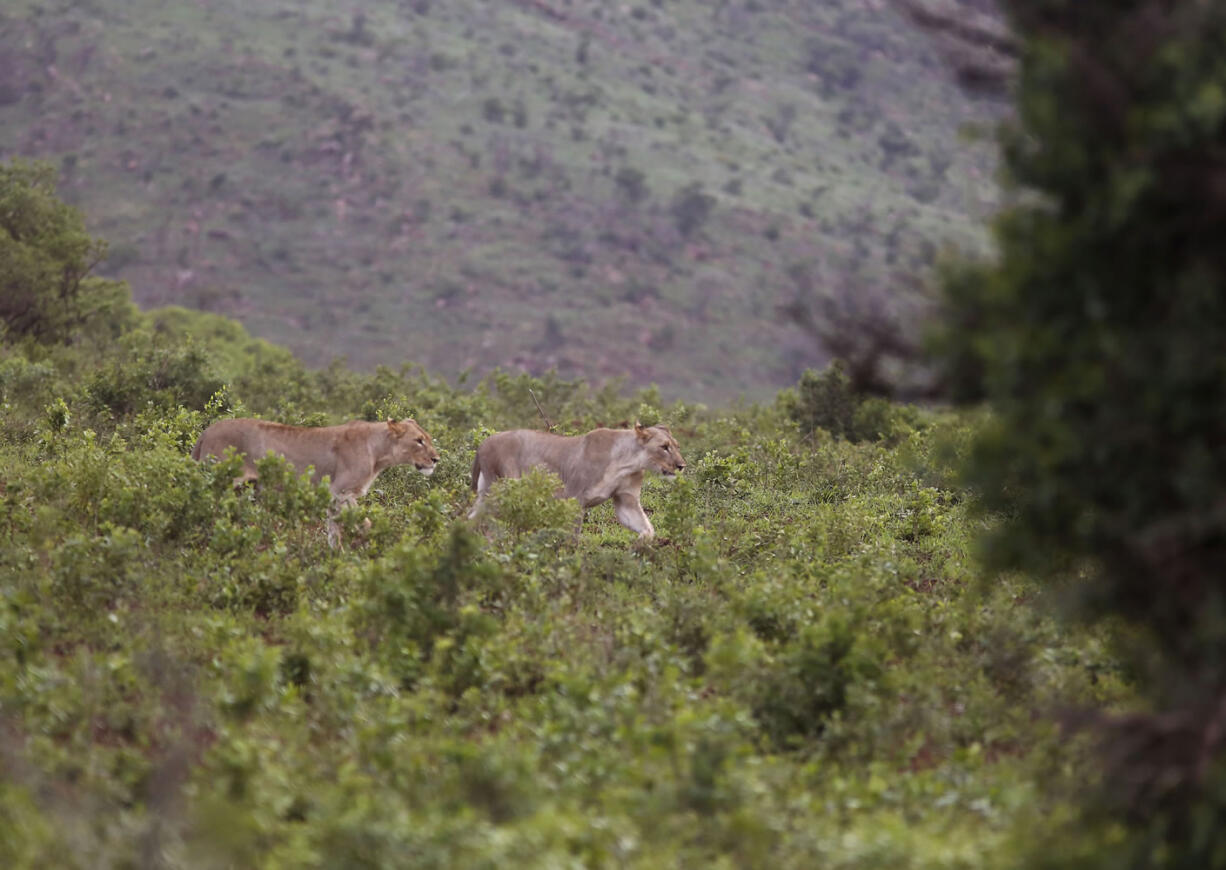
[613, 492, 654, 542]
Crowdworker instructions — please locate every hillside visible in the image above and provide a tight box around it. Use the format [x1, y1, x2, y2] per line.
[0, 0, 995, 401]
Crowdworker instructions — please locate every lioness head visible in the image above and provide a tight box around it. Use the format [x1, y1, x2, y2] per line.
[634, 422, 686, 478]
[388, 418, 440, 475]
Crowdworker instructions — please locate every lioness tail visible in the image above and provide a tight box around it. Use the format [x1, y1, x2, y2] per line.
[191, 435, 204, 462]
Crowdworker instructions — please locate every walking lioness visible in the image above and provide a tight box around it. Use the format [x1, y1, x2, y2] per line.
[469, 423, 685, 541]
[192, 417, 440, 545]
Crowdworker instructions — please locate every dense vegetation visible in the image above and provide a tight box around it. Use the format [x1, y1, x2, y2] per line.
[0, 163, 1123, 867]
[0, 0, 995, 400]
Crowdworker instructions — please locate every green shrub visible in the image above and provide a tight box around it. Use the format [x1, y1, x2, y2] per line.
[87, 342, 228, 417]
[485, 467, 582, 547]
[207, 546, 311, 616]
[31, 425, 224, 546]
[353, 526, 501, 689]
[783, 361, 920, 444]
[50, 523, 143, 616]
[246, 453, 333, 530]
[0, 354, 58, 411]
[751, 614, 884, 749]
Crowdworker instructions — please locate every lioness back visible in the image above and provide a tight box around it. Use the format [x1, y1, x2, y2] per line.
[193, 417, 439, 487]
[471, 429, 578, 488]
[192, 418, 337, 481]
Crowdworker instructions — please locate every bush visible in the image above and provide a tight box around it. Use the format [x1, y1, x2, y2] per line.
[750, 614, 883, 749]
[615, 166, 649, 205]
[50, 524, 144, 616]
[485, 467, 582, 546]
[87, 343, 228, 417]
[782, 361, 919, 443]
[0, 355, 58, 409]
[0, 160, 132, 344]
[352, 526, 501, 690]
[670, 182, 715, 238]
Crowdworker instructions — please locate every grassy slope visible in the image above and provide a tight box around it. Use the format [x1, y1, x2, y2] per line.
[0, 0, 995, 402]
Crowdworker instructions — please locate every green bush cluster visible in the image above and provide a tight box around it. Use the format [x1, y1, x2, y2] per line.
[0, 342, 1123, 865]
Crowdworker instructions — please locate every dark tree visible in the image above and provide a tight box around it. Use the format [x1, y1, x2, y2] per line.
[931, 2, 1226, 864]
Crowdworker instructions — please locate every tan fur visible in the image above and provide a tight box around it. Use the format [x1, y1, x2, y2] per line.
[192, 417, 440, 546]
[468, 423, 685, 541]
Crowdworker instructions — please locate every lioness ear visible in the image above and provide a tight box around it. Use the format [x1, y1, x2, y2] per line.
[634, 421, 650, 441]
[388, 420, 408, 436]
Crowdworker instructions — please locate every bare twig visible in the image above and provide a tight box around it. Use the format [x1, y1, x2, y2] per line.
[528, 388, 555, 431]
[889, 0, 1016, 97]
[780, 265, 943, 401]
[893, 0, 1016, 57]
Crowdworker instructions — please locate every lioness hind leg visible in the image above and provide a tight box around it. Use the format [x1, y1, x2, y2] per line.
[467, 471, 491, 520]
[326, 493, 360, 549]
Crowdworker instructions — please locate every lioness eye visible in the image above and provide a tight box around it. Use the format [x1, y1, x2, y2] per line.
[417, 438, 425, 445]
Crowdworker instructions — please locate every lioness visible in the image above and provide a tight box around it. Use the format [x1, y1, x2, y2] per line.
[468, 423, 685, 541]
[192, 417, 440, 546]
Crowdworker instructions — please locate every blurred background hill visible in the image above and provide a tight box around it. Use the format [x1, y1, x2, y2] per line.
[0, 0, 996, 401]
